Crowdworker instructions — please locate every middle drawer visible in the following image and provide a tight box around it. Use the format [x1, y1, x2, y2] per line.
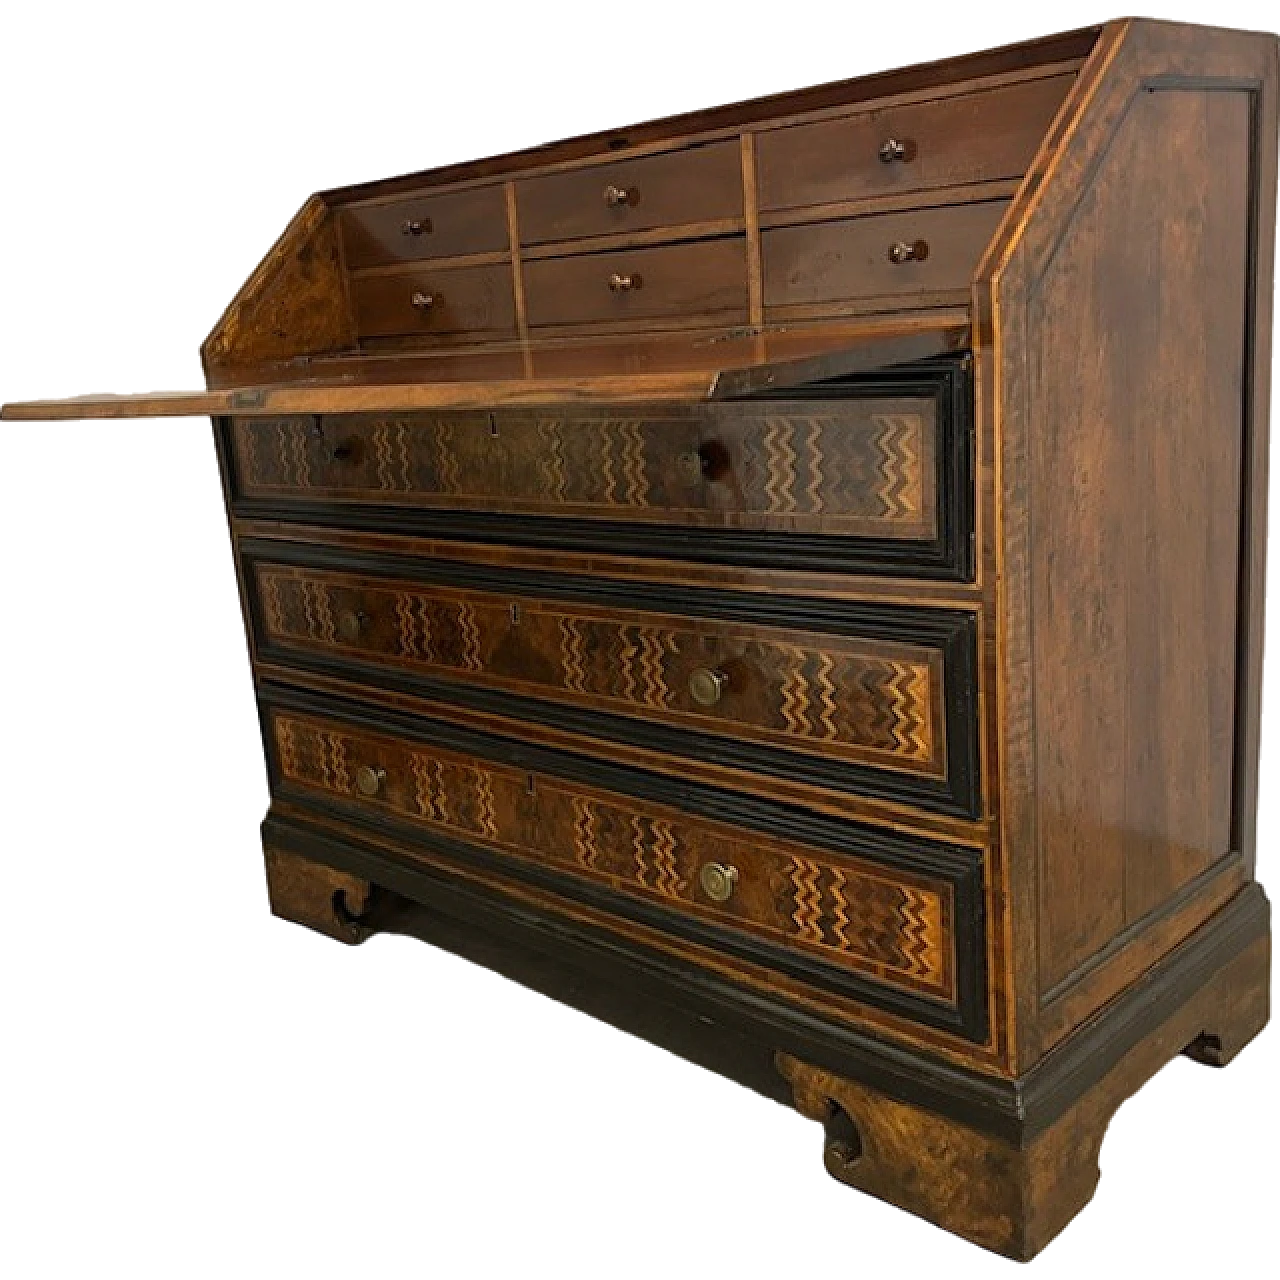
[242, 540, 980, 818]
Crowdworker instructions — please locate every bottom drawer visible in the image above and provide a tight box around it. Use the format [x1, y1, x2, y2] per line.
[262, 689, 987, 1042]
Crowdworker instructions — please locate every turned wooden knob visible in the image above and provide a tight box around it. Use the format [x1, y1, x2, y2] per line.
[888, 239, 929, 265]
[338, 610, 368, 643]
[700, 861, 739, 903]
[689, 667, 728, 707]
[355, 765, 386, 797]
[878, 137, 916, 163]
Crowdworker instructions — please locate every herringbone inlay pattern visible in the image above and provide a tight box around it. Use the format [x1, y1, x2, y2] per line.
[272, 711, 954, 999]
[232, 403, 936, 540]
[255, 563, 941, 771]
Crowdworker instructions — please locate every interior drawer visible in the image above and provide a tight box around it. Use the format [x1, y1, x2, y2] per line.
[523, 238, 748, 327]
[243, 542, 980, 817]
[762, 201, 1008, 309]
[352, 262, 517, 339]
[340, 185, 509, 268]
[262, 695, 987, 1039]
[756, 75, 1073, 212]
[516, 141, 743, 245]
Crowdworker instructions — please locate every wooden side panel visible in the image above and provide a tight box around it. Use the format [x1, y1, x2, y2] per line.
[202, 196, 355, 377]
[982, 19, 1279, 1068]
[1029, 87, 1249, 992]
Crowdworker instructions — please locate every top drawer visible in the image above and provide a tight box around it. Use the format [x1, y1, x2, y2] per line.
[516, 141, 743, 245]
[340, 186, 509, 268]
[756, 75, 1074, 213]
[222, 357, 974, 580]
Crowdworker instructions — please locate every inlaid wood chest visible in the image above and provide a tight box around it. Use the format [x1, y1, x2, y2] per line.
[5, 17, 1277, 1259]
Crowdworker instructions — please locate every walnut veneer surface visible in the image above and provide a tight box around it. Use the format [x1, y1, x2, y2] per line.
[4, 17, 1277, 1260]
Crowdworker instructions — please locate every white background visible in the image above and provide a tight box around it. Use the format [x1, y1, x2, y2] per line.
[1, 1, 1277, 1275]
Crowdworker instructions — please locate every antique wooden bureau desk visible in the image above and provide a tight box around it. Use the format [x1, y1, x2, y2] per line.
[4, 17, 1277, 1260]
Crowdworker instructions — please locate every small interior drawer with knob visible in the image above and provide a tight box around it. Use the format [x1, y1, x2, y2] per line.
[263, 698, 984, 1036]
[523, 237, 748, 329]
[762, 200, 1009, 312]
[242, 541, 980, 818]
[515, 140, 743, 246]
[352, 262, 518, 339]
[340, 185, 509, 268]
[754, 74, 1074, 213]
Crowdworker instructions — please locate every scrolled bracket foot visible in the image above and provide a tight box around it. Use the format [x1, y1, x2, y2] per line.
[263, 846, 379, 945]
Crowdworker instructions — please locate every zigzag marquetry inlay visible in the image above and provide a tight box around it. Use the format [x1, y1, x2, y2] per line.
[232, 402, 937, 540]
[254, 563, 942, 773]
[271, 710, 955, 1000]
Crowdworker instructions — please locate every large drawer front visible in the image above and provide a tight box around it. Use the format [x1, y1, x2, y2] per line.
[224, 359, 973, 579]
[263, 695, 987, 1037]
[244, 543, 979, 815]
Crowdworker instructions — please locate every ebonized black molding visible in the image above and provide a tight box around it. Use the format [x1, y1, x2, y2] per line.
[219, 356, 975, 581]
[263, 810, 1268, 1146]
[257, 680, 989, 1042]
[238, 538, 981, 818]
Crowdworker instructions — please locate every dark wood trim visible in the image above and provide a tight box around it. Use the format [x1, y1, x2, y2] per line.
[261, 811, 1268, 1148]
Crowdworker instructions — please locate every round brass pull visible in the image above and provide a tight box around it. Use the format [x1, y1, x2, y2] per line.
[688, 667, 729, 707]
[888, 239, 929, 265]
[676, 447, 708, 485]
[326, 439, 355, 464]
[338, 610, 368, 643]
[354, 765, 386, 797]
[412, 290, 439, 310]
[700, 861, 739, 903]
[401, 218, 433, 236]
[608, 272, 642, 293]
[603, 184, 637, 207]
[878, 137, 916, 163]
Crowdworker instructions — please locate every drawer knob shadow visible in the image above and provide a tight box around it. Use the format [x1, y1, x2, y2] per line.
[699, 861, 740, 904]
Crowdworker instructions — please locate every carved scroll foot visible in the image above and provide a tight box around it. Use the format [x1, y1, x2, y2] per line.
[263, 846, 378, 944]
[777, 1052, 1067, 1260]
[778, 926, 1270, 1260]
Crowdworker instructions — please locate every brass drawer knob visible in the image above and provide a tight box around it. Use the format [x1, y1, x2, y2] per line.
[700, 861, 739, 903]
[676, 447, 708, 484]
[689, 667, 729, 707]
[338, 610, 369, 643]
[355, 765, 386, 797]
[608, 272, 642, 293]
[412, 290, 439, 310]
[604, 184, 637, 207]
[878, 137, 916, 163]
[888, 239, 929, 265]
[401, 218, 433, 236]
